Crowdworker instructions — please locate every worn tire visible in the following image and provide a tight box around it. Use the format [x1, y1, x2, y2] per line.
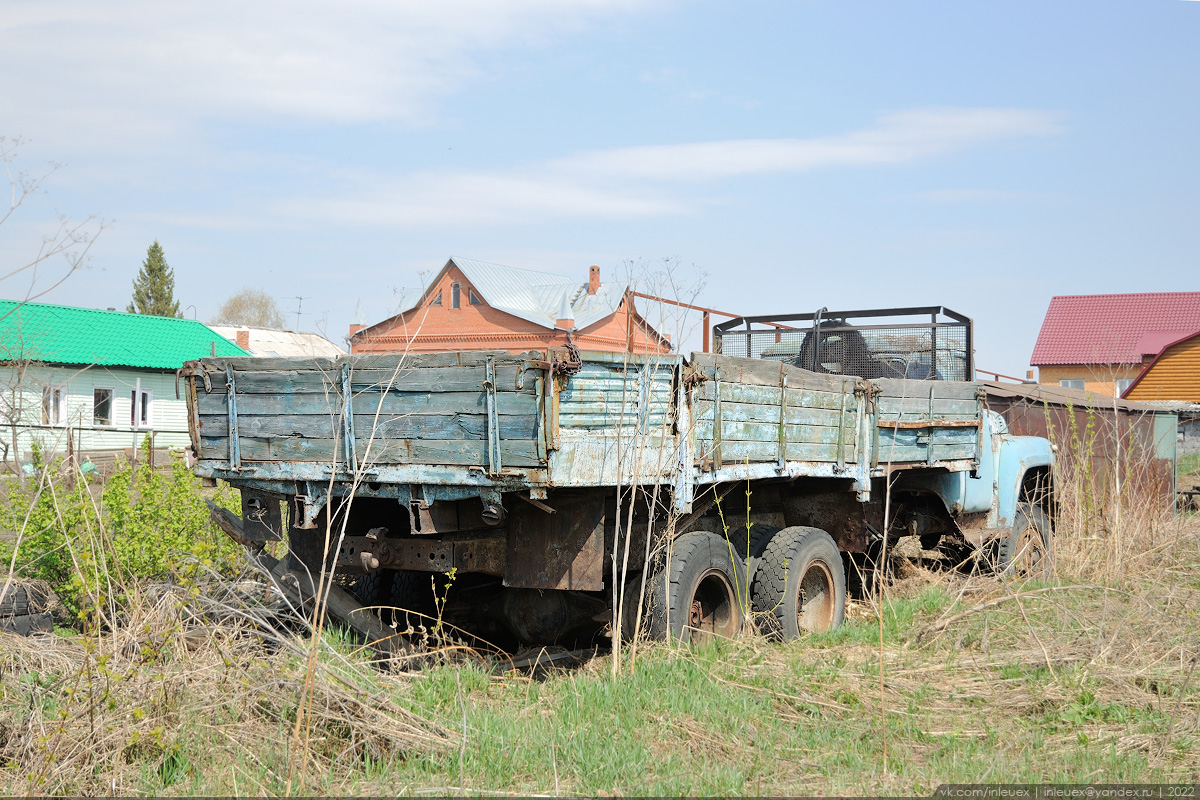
[0, 612, 54, 636]
[390, 570, 437, 631]
[729, 524, 780, 588]
[647, 531, 745, 644]
[752, 526, 846, 639]
[1000, 502, 1053, 579]
[0, 583, 53, 618]
[352, 569, 394, 615]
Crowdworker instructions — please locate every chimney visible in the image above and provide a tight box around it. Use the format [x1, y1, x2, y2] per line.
[235, 329, 250, 350]
[349, 323, 365, 337]
[588, 265, 600, 296]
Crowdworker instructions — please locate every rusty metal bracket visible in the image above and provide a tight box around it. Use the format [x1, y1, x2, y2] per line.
[682, 363, 708, 388]
[484, 356, 502, 476]
[835, 389, 848, 470]
[518, 359, 553, 390]
[517, 493, 556, 514]
[712, 367, 723, 470]
[292, 482, 327, 530]
[551, 333, 583, 379]
[340, 363, 358, 473]
[776, 371, 788, 471]
[877, 419, 981, 429]
[225, 366, 241, 472]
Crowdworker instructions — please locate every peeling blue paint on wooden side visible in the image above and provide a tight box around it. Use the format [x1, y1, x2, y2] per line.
[186, 351, 992, 504]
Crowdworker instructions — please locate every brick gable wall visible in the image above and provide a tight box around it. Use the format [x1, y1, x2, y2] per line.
[350, 264, 668, 354]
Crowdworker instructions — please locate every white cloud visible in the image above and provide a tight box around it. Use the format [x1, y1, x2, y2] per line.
[551, 109, 1063, 182]
[0, 0, 656, 152]
[285, 108, 1063, 226]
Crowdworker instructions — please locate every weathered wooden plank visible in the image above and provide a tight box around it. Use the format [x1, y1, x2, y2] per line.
[195, 389, 536, 417]
[876, 397, 979, 417]
[200, 412, 538, 440]
[874, 444, 978, 463]
[690, 352, 858, 393]
[200, 436, 543, 467]
[691, 400, 852, 428]
[694, 439, 846, 464]
[878, 427, 979, 447]
[875, 378, 978, 401]
[199, 365, 524, 394]
[692, 421, 849, 446]
[558, 388, 674, 406]
[694, 381, 850, 411]
[197, 350, 536, 373]
[558, 414, 673, 430]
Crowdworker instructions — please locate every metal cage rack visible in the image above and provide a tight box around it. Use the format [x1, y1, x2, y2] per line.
[712, 306, 974, 382]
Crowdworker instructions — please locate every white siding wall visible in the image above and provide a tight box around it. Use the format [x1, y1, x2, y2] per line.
[0, 364, 192, 462]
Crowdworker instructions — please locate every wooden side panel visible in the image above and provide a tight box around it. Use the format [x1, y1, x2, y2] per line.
[558, 360, 675, 432]
[688, 354, 861, 467]
[873, 379, 982, 464]
[190, 353, 544, 469]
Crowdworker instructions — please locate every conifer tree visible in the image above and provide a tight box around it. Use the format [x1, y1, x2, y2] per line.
[127, 240, 181, 317]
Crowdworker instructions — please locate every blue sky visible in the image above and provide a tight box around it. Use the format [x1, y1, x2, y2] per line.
[2, 0, 1196, 374]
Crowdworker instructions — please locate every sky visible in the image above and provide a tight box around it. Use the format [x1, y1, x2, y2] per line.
[1, 0, 1197, 376]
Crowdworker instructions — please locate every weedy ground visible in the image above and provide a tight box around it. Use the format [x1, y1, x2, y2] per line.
[2, 441, 1199, 795]
[1, 513, 1197, 796]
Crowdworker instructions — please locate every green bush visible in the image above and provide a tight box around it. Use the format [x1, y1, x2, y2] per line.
[0, 444, 240, 620]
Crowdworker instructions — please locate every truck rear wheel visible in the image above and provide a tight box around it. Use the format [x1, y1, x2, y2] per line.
[730, 524, 780, 588]
[753, 526, 845, 639]
[647, 531, 745, 644]
[391, 570, 437, 632]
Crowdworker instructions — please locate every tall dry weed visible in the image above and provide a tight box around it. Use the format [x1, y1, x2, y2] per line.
[1040, 400, 1189, 584]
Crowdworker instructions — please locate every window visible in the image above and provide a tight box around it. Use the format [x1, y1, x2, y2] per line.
[469, 289, 483, 306]
[451, 282, 461, 309]
[93, 388, 113, 427]
[130, 389, 152, 428]
[1059, 379, 1085, 390]
[1115, 378, 1134, 395]
[41, 386, 64, 426]
[429, 290, 442, 306]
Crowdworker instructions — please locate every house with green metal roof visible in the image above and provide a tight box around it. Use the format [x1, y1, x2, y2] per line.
[0, 299, 248, 465]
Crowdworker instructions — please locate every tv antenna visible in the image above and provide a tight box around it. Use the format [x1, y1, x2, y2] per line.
[287, 296, 310, 331]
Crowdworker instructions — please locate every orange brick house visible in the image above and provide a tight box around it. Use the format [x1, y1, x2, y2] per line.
[348, 257, 671, 355]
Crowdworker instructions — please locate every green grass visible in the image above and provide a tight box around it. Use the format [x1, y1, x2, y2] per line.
[1180, 452, 1200, 477]
[5, 525, 1199, 796]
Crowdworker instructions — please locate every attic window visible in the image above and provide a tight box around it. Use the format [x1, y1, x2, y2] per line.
[429, 291, 442, 306]
[469, 289, 482, 306]
[451, 283, 461, 309]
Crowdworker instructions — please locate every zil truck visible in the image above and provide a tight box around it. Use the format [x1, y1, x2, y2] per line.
[182, 306, 1054, 648]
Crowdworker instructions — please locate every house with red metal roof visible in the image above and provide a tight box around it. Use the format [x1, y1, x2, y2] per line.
[1031, 292, 1200, 397]
[1121, 329, 1200, 402]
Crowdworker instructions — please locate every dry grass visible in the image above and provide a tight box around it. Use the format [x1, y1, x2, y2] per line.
[2, 441, 1198, 794]
[0, 577, 454, 796]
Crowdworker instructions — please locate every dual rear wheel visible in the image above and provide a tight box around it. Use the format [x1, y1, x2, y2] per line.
[646, 525, 846, 643]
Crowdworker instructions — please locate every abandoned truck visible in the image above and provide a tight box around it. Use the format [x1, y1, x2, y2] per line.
[181, 309, 1053, 647]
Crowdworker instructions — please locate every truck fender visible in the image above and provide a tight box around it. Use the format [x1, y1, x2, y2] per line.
[993, 435, 1055, 529]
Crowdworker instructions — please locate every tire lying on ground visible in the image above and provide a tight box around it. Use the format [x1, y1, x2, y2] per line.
[998, 502, 1053, 579]
[752, 526, 846, 639]
[0, 581, 56, 636]
[646, 530, 746, 644]
[1, 612, 54, 636]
